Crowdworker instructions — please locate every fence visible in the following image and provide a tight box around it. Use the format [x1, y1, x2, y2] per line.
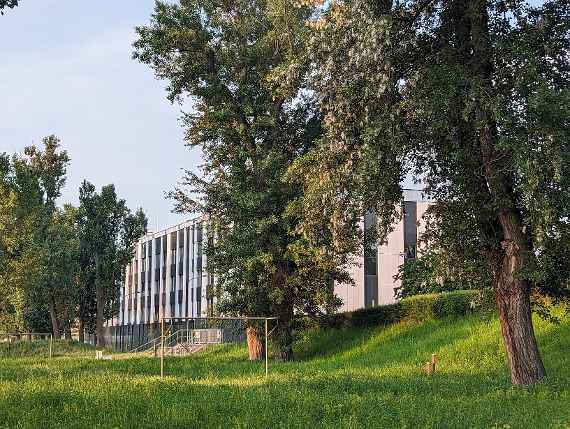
[0, 332, 54, 358]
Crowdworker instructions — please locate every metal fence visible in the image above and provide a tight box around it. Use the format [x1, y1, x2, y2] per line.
[0, 332, 54, 358]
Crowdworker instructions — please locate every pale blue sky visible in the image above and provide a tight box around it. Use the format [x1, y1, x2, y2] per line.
[0, 0, 198, 230]
[0, 1, 544, 230]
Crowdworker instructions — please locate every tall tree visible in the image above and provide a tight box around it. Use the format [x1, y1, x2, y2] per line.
[0, 137, 71, 335]
[21, 137, 71, 337]
[46, 205, 81, 339]
[291, 0, 570, 384]
[78, 181, 147, 347]
[0, 153, 27, 331]
[134, 0, 346, 360]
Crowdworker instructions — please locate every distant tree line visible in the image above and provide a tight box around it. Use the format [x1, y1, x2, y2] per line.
[0, 137, 147, 346]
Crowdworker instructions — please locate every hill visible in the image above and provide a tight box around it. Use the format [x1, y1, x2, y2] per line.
[0, 311, 568, 428]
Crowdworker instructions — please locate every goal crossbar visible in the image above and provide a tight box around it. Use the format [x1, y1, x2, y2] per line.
[157, 316, 278, 379]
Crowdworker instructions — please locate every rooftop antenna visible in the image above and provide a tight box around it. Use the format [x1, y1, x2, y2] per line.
[156, 214, 159, 233]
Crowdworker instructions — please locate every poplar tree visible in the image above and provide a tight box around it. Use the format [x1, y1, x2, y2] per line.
[77, 181, 147, 347]
[134, 0, 347, 360]
[292, 0, 570, 385]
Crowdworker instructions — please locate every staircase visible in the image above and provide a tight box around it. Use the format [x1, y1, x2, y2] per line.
[128, 328, 221, 357]
[164, 342, 207, 356]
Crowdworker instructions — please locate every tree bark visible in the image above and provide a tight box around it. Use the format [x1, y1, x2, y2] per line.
[495, 239, 546, 385]
[246, 324, 265, 361]
[48, 295, 60, 339]
[272, 262, 294, 361]
[275, 308, 294, 361]
[78, 316, 85, 343]
[95, 284, 105, 347]
[95, 255, 105, 347]
[468, 0, 546, 385]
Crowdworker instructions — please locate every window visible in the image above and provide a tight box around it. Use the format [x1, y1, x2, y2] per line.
[403, 201, 418, 260]
[196, 287, 202, 316]
[364, 212, 378, 308]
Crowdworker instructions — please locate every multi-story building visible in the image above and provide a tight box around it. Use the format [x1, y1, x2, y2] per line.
[335, 190, 430, 312]
[110, 190, 429, 328]
[110, 215, 214, 328]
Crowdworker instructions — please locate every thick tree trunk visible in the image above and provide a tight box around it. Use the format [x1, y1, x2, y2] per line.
[493, 214, 546, 385]
[96, 284, 105, 347]
[246, 324, 265, 361]
[468, 0, 546, 385]
[48, 295, 61, 339]
[495, 276, 546, 385]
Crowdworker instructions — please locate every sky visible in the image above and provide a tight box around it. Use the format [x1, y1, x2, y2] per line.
[0, 0, 199, 231]
[0, 1, 545, 231]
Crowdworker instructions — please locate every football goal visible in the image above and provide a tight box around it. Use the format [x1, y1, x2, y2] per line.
[127, 316, 278, 378]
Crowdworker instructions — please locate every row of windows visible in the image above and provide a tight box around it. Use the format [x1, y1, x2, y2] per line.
[121, 284, 205, 324]
[121, 222, 208, 324]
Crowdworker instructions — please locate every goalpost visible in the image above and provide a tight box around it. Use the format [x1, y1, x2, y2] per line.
[157, 316, 278, 378]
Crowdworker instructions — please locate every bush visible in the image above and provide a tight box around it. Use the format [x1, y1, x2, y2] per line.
[432, 290, 475, 318]
[400, 294, 438, 321]
[316, 289, 496, 329]
[345, 303, 402, 328]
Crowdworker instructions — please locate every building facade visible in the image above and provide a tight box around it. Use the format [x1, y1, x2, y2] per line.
[110, 216, 214, 328]
[334, 190, 430, 312]
[110, 190, 430, 327]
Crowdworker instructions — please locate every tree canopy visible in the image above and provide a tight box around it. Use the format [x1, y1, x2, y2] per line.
[290, 0, 569, 385]
[78, 181, 147, 346]
[134, 0, 349, 359]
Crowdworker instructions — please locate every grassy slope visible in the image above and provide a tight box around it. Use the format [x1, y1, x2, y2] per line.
[0, 312, 568, 429]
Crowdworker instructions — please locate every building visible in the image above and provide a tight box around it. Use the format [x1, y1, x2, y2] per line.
[334, 189, 431, 312]
[110, 190, 430, 328]
[110, 215, 213, 328]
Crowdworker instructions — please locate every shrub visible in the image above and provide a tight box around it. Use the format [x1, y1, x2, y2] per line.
[400, 294, 438, 321]
[432, 290, 475, 318]
[345, 303, 402, 328]
[315, 289, 497, 329]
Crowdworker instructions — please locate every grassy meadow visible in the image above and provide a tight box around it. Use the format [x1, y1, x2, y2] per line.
[0, 312, 569, 428]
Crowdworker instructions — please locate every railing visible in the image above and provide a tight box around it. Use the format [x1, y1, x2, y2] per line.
[128, 327, 223, 354]
[0, 332, 54, 358]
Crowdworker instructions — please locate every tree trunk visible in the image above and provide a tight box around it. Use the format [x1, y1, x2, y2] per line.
[96, 284, 105, 347]
[468, 0, 546, 385]
[246, 324, 265, 361]
[48, 295, 61, 339]
[272, 262, 294, 361]
[78, 317, 85, 343]
[493, 215, 546, 385]
[94, 254, 106, 348]
[275, 304, 294, 361]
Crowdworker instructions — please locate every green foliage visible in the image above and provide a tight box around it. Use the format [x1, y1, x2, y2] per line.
[0, 339, 95, 359]
[77, 181, 147, 344]
[400, 294, 438, 321]
[0, 137, 72, 334]
[134, 0, 345, 358]
[321, 290, 495, 329]
[0, 312, 569, 428]
[287, 0, 570, 383]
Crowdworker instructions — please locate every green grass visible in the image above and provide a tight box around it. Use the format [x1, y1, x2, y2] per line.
[0, 312, 569, 429]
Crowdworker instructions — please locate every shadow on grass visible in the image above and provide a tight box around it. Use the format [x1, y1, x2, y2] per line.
[1, 314, 568, 428]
